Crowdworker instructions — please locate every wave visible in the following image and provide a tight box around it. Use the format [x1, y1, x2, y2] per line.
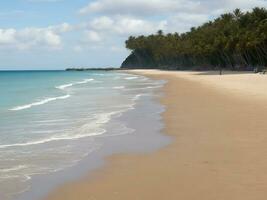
[33, 119, 68, 123]
[124, 77, 138, 80]
[133, 94, 146, 101]
[75, 79, 94, 84]
[31, 129, 68, 134]
[9, 95, 70, 111]
[0, 130, 104, 149]
[0, 111, 123, 149]
[113, 86, 125, 89]
[56, 78, 94, 90]
[56, 83, 73, 90]
[0, 165, 27, 173]
[124, 85, 162, 91]
[93, 73, 105, 76]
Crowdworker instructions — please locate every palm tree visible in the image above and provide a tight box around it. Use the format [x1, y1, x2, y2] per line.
[122, 7, 267, 70]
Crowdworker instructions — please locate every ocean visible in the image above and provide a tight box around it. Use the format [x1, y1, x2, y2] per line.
[0, 70, 168, 200]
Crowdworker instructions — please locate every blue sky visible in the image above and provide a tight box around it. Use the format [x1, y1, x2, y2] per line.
[0, 1, 87, 28]
[0, 0, 266, 70]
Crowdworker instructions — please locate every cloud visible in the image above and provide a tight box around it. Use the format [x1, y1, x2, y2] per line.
[79, 0, 267, 17]
[112, 17, 167, 35]
[89, 16, 114, 30]
[1, 0, 267, 57]
[74, 15, 167, 51]
[166, 13, 210, 33]
[84, 30, 102, 42]
[49, 23, 73, 33]
[17, 28, 61, 49]
[0, 29, 17, 44]
[0, 23, 72, 50]
[79, 0, 199, 16]
[88, 16, 167, 36]
[195, 0, 267, 15]
[77, 0, 267, 47]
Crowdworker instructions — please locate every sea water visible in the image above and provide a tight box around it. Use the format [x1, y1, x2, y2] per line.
[0, 70, 166, 200]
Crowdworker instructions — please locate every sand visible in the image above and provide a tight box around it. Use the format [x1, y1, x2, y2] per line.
[45, 70, 267, 200]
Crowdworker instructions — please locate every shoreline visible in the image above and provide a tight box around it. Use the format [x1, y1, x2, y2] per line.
[15, 72, 170, 200]
[45, 70, 267, 200]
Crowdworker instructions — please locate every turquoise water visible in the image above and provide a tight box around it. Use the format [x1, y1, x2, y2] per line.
[0, 70, 164, 200]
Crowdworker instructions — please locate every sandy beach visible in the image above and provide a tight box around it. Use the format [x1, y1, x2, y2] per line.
[45, 70, 267, 200]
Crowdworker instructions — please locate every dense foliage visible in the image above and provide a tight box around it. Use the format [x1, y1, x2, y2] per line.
[121, 8, 267, 71]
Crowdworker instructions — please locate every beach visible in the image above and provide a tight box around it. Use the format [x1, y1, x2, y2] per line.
[45, 70, 267, 200]
[1, 71, 170, 200]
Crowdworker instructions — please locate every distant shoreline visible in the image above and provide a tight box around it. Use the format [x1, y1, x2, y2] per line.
[65, 67, 122, 71]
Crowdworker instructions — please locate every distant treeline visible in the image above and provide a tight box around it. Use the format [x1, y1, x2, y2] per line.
[121, 7, 267, 71]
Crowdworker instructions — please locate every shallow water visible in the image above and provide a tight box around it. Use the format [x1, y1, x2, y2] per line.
[0, 70, 167, 200]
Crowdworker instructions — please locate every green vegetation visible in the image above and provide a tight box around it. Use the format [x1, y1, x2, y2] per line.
[121, 8, 267, 71]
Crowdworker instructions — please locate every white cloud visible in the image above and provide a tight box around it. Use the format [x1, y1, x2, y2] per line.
[50, 23, 73, 33]
[87, 16, 167, 36]
[74, 16, 167, 50]
[1, 0, 266, 55]
[167, 13, 210, 33]
[79, 0, 199, 16]
[79, 0, 267, 17]
[77, 0, 267, 48]
[112, 17, 167, 35]
[90, 16, 114, 30]
[0, 29, 16, 44]
[0, 23, 72, 50]
[84, 30, 102, 42]
[17, 28, 61, 49]
[195, 0, 267, 16]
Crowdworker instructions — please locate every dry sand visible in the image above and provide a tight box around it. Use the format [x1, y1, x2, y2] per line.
[45, 70, 267, 200]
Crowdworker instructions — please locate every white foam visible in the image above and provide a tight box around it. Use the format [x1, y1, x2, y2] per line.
[75, 79, 94, 84]
[33, 119, 68, 123]
[0, 165, 27, 173]
[124, 77, 138, 80]
[9, 95, 70, 111]
[56, 83, 73, 90]
[133, 94, 146, 101]
[56, 78, 94, 90]
[10, 78, 96, 111]
[0, 111, 122, 149]
[113, 86, 125, 89]
[31, 129, 67, 134]
[93, 73, 105, 76]
[0, 130, 104, 149]
[125, 85, 162, 91]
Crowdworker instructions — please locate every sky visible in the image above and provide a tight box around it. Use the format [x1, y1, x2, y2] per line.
[0, 0, 266, 70]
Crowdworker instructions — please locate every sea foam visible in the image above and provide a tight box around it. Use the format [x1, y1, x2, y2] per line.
[0, 130, 104, 149]
[56, 78, 94, 90]
[0, 111, 121, 149]
[0, 165, 27, 173]
[10, 95, 70, 111]
[113, 86, 125, 89]
[10, 78, 94, 111]
[124, 77, 138, 80]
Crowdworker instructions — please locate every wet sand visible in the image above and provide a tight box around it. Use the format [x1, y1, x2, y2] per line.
[45, 70, 267, 200]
